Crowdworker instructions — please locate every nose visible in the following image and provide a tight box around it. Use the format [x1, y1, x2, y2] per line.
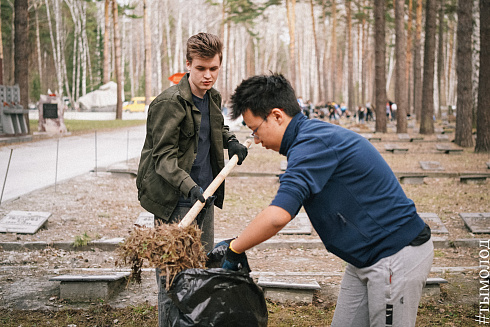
[204, 69, 211, 79]
[254, 137, 260, 144]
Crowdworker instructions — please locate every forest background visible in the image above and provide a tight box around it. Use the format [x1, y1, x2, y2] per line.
[1, 0, 489, 152]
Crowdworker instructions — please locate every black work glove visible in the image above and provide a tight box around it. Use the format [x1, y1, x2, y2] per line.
[189, 185, 215, 208]
[222, 243, 251, 272]
[228, 139, 248, 165]
[207, 238, 250, 272]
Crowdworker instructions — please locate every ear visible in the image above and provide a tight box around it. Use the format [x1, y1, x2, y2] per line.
[186, 60, 191, 70]
[270, 108, 285, 123]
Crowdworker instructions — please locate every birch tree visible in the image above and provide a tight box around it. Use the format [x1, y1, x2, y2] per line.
[112, 0, 123, 119]
[103, 0, 110, 84]
[286, 0, 297, 89]
[45, 0, 63, 97]
[144, 0, 152, 103]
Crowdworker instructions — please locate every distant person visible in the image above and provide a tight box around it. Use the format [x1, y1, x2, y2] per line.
[391, 102, 398, 121]
[215, 73, 433, 327]
[136, 32, 248, 327]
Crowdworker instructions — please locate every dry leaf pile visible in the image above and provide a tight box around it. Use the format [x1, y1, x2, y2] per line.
[116, 223, 208, 288]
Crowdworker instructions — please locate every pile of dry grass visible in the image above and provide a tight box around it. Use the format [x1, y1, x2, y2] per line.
[116, 223, 207, 288]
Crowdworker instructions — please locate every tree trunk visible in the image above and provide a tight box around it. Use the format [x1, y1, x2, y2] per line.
[361, 0, 368, 107]
[310, 0, 322, 102]
[475, 0, 490, 152]
[14, 0, 29, 132]
[112, 0, 123, 119]
[395, 0, 407, 133]
[406, 0, 413, 115]
[374, 0, 387, 132]
[437, 0, 447, 118]
[34, 1, 42, 90]
[330, 0, 337, 101]
[286, 0, 297, 89]
[420, 0, 437, 134]
[413, 0, 423, 121]
[454, 0, 474, 146]
[346, 0, 354, 113]
[103, 0, 110, 84]
[144, 0, 152, 103]
[0, 2, 3, 84]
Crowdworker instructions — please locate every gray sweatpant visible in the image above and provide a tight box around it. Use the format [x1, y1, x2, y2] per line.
[154, 205, 215, 327]
[331, 238, 434, 327]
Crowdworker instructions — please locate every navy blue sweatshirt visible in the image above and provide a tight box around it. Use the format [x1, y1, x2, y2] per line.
[271, 113, 425, 268]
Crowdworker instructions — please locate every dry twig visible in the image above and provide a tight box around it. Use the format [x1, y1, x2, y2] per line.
[116, 223, 207, 288]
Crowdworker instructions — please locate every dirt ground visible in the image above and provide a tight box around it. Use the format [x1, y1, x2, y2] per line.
[0, 120, 488, 324]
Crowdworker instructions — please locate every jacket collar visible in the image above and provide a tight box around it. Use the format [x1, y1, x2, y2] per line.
[279, 113, 306, 156]
[177, 73, 220, 104]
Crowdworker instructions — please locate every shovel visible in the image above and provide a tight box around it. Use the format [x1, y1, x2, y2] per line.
[178, 138, 253, 228]
[118, 138, 253, 286]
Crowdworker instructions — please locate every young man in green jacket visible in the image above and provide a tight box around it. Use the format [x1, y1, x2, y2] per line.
[136, 32, 248, 327]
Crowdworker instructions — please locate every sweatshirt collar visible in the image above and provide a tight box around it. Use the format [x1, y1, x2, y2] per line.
[279, 113, 306, 156]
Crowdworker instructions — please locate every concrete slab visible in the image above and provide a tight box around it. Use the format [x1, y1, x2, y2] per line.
[135, 211, 154, 228]
[0, 211, 51, 234]
[437, 134, 449, 141]
[257, 276, 320, 304]
[423, 277, 448, 298]
[436, 144, 463, 154]
[398, 133, 410, 141]
[50, 272, 130, 301]
[399, 175, 426, 185]
[384, 144, 409, 153]
[459, 213, 490, 233]
[460, 175, 487, 185]
[360, 133, 381, 142]
[418, 213, 449, 234]
[280, 160, 287, 171]
[420, 161, 444, 171]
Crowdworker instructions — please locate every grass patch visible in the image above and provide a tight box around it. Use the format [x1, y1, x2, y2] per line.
[29, 119, 145, 134]
[0, 302, 479, 326]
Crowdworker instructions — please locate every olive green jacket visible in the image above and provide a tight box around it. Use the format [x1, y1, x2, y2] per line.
[136, 74, 236, 220]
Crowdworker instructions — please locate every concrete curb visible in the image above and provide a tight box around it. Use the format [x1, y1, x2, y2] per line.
[0, 237, 485, 252]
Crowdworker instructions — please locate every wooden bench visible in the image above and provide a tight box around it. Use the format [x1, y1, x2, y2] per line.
[50, 272, 130, 301]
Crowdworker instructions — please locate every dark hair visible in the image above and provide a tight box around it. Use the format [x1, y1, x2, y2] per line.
[186, 33, 223, 64]
[230, 73, 301, 120]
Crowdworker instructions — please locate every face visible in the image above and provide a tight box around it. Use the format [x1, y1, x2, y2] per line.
[186, 54, 221, 98]
[242, 109, 285, 152]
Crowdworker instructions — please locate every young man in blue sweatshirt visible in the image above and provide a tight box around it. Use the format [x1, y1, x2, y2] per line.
[219, 73, 433, 327]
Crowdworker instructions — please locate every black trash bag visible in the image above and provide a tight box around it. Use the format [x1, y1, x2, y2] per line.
[166, 268, 268, 327]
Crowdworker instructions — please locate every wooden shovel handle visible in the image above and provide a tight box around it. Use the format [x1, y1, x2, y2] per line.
[178, 138, 253, 228]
